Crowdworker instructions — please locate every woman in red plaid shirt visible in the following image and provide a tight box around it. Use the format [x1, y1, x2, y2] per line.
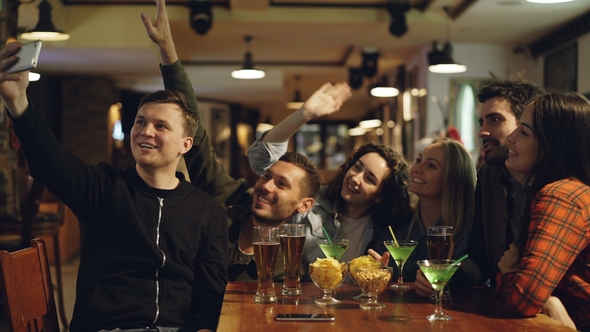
[496, 91, 590, 331]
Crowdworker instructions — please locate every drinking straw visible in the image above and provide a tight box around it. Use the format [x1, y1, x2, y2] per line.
[388, 226, 399, 246]
[321, 225, 333, 244]
[448, 254, 469, 269]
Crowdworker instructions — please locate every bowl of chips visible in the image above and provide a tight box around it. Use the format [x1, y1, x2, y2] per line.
[348, 255, 382, 301]
[309, 257, 348, 305]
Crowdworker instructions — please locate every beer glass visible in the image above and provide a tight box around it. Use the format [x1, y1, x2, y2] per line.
[253, 226, 280, 303]
[279, 224, 306, 296]
[427, 226, 454, 301]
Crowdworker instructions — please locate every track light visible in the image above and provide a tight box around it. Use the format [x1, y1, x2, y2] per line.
[387, 1, 410, 38]
[231, 36, 265, 80]
[361, 49, 379, 78]
[189, 0, 213, 36]
[286, 76, 305, 109]
[348, 67, 363, 90]
[427, 41, 466, 74]
[20, 0, 70, 41]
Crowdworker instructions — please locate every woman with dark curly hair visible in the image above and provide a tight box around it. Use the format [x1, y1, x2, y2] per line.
[248, 83, 414, 273]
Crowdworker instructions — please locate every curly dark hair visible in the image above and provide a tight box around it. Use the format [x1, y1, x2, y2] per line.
[279, 151, 321, 199]
[477, 78, 544, 120]
[326, 143, 412, 227]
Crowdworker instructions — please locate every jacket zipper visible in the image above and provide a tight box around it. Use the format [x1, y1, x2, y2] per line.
[152, 197, 166, 325]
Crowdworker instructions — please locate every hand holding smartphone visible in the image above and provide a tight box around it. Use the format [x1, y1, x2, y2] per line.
[275, 313, 335, 322]
[6, 40, 42, 74]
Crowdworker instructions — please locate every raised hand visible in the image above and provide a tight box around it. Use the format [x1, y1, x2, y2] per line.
[301, 82, 352, 121]
[0, 43, 30, 116]
[140, 0, 178, 65]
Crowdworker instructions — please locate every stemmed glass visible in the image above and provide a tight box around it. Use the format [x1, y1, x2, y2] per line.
[348, 256, 382, 301]
[384, 240, 418, 290]
[416, 260, 461, 321]
[317, 239, 350, 260]
[309, 259, 348, 306]
[427, 226, 454, 301]
[354, 266, 393, 309]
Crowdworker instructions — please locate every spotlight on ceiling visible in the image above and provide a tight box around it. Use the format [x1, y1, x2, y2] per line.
[286, 76, 305, 109]
[189, 0, 213, 36]
[370, 76, 399, 98]
[20, 0, 70, 41]
[427, 41, 466, 74]
[231, 36, 265, 79]
[387, 0, 411, 38]
[348, 67, 363, 90]
[361, 48, 379, 78]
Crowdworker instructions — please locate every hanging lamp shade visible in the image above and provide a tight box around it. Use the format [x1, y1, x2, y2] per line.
[427, 41, 466, 74]
[286, 76, 304, 109]
[370, 76, 399, 97]
[231, 36, 265, 79]
[21, 0, 70, 41]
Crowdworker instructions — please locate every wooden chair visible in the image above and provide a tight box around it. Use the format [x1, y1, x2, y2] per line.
[0, 168, 69, 330]
[0, 238, 59, 332]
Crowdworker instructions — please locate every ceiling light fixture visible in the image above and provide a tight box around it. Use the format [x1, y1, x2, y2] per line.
[348, 127, 368, 137]
[348, 67, 363, 90]
[20, 0, 70, 41]
[359, 119, 382, 129]
[189, 0, 213, 36]
[29, 72, 41, 81]
[526, 0, 574, 3]
[427, 8, 466, 74]
[231, 36, 265, 80]
[361, 48, 379, 78]
[286, 75, 305, 109]
[387, 0, 411, 37]
[370, 76, 399, 97]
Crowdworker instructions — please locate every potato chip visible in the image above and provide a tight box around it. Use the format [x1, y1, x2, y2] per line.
[310, 257, 347, 290]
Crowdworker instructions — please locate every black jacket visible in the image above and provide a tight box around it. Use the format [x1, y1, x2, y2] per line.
[12, 99, 228, 331]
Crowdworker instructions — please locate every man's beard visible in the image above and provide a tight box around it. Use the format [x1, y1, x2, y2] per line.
[250, 209, 289, 226]
[483, 139, 510, 166]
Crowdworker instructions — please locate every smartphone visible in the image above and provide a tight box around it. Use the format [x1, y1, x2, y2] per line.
[6, 40, 42, 74]
[275, 313, 335, 322]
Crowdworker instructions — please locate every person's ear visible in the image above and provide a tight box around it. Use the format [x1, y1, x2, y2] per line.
[296, 197, 315, 214]
[179, 137, 193, 155]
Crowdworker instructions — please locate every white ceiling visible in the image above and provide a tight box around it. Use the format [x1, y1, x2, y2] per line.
[15, 0, 590, 118]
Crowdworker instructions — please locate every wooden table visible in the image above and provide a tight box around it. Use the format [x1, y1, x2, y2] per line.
[217, 282, 575, 331]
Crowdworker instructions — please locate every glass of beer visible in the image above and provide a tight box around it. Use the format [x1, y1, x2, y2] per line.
[427, 226, 454, 301]
[253, 226, 280, 303]
[279, 224, 306, 296]
[427, 226, 454, 260]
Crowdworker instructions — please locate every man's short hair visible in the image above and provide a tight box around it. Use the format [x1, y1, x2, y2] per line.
[278, 151, 320, 199]
[477, 78, 544, 120]
[139, 90, 198, 138]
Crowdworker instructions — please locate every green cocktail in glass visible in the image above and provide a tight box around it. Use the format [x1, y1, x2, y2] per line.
[317, 239, 350, 260]
[417, 259, 460, 321]
[384, 240, 418, 290]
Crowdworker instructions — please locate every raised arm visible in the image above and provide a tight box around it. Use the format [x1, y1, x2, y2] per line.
[261, 82, 351, 143]
[0, 43, 31, 117]
[141, 0, 247, 210]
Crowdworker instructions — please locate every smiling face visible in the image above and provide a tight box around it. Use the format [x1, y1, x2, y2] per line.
[505, 104, 538, 182]
[130, 102, 192, 172]
[339, 152, 389, 215]
[478, 97, 519, 165]
[251, 160, 311, 225]
[408, 143, 445, 199]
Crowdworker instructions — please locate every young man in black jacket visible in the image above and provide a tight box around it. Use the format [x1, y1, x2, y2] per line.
[0, 0, 227, 331]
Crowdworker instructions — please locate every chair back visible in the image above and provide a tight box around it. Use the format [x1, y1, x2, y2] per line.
[0, 238, 59, 332]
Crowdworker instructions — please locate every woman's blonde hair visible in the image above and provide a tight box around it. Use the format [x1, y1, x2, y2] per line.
[407, 137, 476, 236]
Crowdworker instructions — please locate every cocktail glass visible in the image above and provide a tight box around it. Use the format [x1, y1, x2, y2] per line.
[427, 226, 454, 301]
[354, 266, 393, 309]
[317, 239, 350, 260]
[349, 256, 382, 301]
[309, 259, 348, 306]
[384, 240, 418, 290]
[416, 259, 461, 321]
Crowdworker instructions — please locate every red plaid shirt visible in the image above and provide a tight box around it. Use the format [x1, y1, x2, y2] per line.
[496, 178, 590, 329]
